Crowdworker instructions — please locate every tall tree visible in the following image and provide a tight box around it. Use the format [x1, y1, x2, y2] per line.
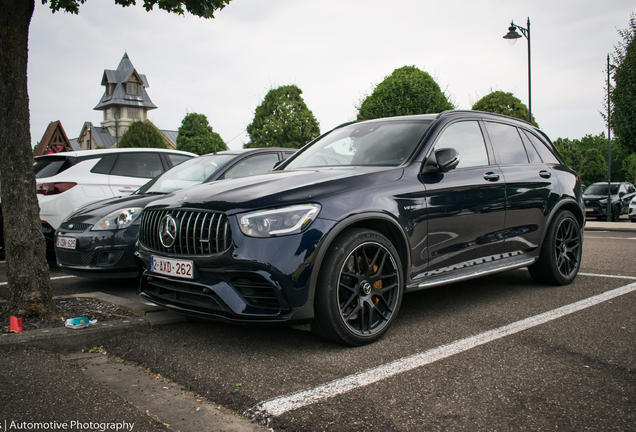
[579, 148, 607, 185]
[0, 0, 232, 319]
[117, 121, 168, 149]
[472, 90, 538, 127]
[245, 85, 320, 149]
[623, 153, 636, 184]
[609, 13, 636, 153]
[177, 113, 226, 155]
[356, 66, 454, 121]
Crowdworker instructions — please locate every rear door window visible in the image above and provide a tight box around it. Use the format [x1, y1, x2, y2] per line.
[167, 153, 193, 167]
[485, 122, 529, 165]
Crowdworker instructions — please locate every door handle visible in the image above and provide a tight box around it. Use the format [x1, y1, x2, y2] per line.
[483, 172, 500, 181]
[539, 170, 551, 179]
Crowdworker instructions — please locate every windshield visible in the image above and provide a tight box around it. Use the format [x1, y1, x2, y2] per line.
[584, 184, 620, 195]
[138, 154, 237, 194]
[285, 120, 431, 169]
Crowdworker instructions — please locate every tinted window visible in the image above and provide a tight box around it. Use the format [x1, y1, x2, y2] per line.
[486, 122, 528, 165]
[90, 154, 117, 174]
[225, 153, 280, 179]
[433, 121, 489, 168]
[627, 184, 635, 194]
[167, 154, 192, 167]
[34, 156, 73, 178]
[110, 153, 163, 178]
[584, 184, 620, 195]
[519, 131, 542, 163]
[522, 130, 560, 164]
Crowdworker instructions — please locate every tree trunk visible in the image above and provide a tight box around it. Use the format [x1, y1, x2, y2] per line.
[0, 0, 58, 318]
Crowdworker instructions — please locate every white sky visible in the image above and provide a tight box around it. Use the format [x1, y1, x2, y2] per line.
[27, 0, 634, 150]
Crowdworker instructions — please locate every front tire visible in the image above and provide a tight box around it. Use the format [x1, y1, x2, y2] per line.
[528, 210, 582, 285]
[313, 228, 403, 346]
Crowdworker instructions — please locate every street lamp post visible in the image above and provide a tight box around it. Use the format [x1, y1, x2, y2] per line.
[503, 17, 531, 124]
[607, 54, 612, 222]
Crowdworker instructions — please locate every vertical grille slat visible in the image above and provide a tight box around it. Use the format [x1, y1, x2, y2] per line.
[139, 209, 232, 256]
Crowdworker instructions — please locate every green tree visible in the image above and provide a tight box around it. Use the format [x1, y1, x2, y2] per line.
[176, 113, 226, 155]
[356, 66, 454, 121]
[623, 153, 636, 183]
[471, 90, 538, 127]
[554, 137, 584, 173]
[609, 13, 636, 153]
[0, 0, 231, 319]
[579, 148, 607, 185]
[117, 121, 167, 149]
[245, 85, 320, 149]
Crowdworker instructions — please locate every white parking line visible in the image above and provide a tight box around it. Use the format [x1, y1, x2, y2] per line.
[579, 272, 636, 280]
[249, 280, 636, 419]
[585, 236, 636, 240]
[0, 275, 76, 286]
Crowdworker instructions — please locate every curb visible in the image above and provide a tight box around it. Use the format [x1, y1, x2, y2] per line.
[0, 292, 187, 354]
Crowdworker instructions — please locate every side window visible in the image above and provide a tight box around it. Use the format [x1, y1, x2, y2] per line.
[627, 184, 636, 194]
[433, 121, 489, 169]
[224, 153, 280, 180]
[110, 153, 163, 178]
[90, 154, 117, 175]
[167, 154, 192, 167]
[485, 122, 528, 165]
[522, 130, 560, 164]
[519, 131, 542, 163]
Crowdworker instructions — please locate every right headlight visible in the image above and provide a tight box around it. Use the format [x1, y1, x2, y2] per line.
[237, 204, 321, 238]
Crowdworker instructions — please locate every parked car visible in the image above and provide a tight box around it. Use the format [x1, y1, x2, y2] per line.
[629, 195, 636, 223]
[135, 111, 585, 346]
[54, 148, 295, 279]
[35, 148, 196, 250]
[582, 182, 636, 221]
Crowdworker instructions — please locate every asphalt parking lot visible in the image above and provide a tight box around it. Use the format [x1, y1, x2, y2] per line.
[1, 222, 635, 431]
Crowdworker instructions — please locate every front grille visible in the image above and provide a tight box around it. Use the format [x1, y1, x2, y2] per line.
[139, 209, 232, 255]
[56, 249, 93, 266]
[229, 275, 281, 310]
[59, 222, 91, 231]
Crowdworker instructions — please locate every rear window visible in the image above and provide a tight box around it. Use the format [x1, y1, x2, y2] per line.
[34, 156, 74, 179]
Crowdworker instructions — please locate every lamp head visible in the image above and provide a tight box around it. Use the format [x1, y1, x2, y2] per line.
[503, 23, 522, 45]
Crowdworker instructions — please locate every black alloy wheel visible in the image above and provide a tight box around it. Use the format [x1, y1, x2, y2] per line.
[313, 228, 403, 346]
[528, 210, 582, 285]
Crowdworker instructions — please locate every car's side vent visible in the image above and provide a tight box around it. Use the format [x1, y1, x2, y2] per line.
[229, 275, 281, 310]
[139, 209, 232, 255]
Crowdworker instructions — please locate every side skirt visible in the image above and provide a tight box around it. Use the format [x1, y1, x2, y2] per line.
[406, 252, 537, 292]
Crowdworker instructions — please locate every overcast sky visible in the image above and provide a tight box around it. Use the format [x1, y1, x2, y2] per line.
[27, 0, 634, 150]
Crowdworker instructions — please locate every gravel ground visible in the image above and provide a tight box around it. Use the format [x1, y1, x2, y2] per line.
[1, 298, 135, 334]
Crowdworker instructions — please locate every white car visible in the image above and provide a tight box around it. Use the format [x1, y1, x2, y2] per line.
[35, 148, 195, 248]
[630, 195, 636, 223]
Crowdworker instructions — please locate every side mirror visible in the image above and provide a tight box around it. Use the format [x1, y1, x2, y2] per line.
[423, 148, 460, 173]
[619, 191, 625, 198]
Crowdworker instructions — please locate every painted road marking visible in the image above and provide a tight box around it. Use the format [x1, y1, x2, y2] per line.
[0, 275, 76, 286]
[585, 236, 636, 240]
[579, 272, 636, 280]
[248, 280, 636, 419]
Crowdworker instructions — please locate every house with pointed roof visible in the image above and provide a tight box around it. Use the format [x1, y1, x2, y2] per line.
[74, 53, 178, 150]
[33, 121, 75, 156]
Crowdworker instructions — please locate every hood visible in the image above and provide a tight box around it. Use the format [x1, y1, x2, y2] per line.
[583, 194, 616, 201]
[65, 193, 170, 224]
[147, 167, 403, 215]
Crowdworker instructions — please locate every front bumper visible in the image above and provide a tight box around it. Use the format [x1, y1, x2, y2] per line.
[136, 218, 336, 324]
[55, 225, 140, 279]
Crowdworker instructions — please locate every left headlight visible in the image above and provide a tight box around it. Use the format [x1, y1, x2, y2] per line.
[91, 208, 143, 231]
[238, 204, 321, 238]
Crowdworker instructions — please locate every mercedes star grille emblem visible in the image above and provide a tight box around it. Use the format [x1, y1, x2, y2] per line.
[159, 215, 177, 248]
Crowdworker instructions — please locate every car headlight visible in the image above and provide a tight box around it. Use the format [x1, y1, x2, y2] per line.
[599, 199, 608, 205]
[238, 204, 321, 238]
[91, 208, 143, 231]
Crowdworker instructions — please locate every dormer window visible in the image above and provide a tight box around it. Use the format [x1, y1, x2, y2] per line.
[126, 82, 139, 95]
[105, 83, 115, 96]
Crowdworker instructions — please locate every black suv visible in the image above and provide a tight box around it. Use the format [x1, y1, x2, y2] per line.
[135, 111, 585, 346]
[583, 182, 636, 221]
